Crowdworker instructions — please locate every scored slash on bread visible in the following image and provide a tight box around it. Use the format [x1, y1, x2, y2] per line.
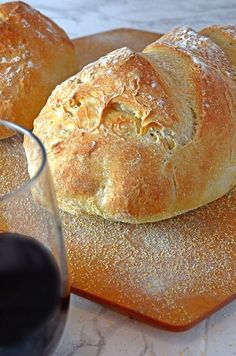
[25, 25, 236, 224]
[200, 25, 236, 68]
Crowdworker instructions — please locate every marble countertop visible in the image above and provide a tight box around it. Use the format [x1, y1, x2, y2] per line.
[6, 0, 236, 354]
[21, 0, 236, 39]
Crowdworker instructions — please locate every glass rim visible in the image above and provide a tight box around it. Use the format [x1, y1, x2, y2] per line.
[0, 119, 47, 202]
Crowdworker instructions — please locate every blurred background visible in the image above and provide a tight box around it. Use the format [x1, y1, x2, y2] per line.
[20, 0, 236, 38]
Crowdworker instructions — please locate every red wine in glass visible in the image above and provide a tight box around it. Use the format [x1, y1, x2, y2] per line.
[0, 233, 69, 356]
[0, 120, 70, 355]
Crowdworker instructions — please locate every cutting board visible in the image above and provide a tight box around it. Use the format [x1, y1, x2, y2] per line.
[73, 28, 161, 70]
[62, 28, 236, 331]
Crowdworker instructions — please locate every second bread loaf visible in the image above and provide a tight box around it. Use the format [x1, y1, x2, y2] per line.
[0, 1, 78, 130]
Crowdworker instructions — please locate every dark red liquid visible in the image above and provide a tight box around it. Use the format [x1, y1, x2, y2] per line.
[0, 233, 69, 356]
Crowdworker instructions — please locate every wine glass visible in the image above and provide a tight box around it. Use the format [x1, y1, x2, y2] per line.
[0, 120, 69, 355]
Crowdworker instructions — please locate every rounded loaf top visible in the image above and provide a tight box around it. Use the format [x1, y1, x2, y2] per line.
[0, 1, 78, 129]
[25, 26, 236, 223]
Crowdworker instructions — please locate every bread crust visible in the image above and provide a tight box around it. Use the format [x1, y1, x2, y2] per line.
[25, 27, 236, 223]
[0, 1, 78, 129]
[200, 25, 236, 68]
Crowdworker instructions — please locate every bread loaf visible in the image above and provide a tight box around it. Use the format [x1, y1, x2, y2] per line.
[0, 1, 78, 130]
[200, 25, 236, 67]
[25, 26, 236, 224]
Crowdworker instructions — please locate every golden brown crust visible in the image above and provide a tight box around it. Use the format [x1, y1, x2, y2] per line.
[25, 26, 236, 223]
[0, 1, 78, 129]
[200, 25, 236, 68]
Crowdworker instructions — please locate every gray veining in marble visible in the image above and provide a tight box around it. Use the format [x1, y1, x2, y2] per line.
[54, 295, 236, 356]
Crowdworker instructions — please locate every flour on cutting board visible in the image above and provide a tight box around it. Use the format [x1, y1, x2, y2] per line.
[62, 184, 236, 327]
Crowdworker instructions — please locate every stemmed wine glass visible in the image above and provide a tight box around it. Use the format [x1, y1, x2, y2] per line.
[0, 120, 69, 355]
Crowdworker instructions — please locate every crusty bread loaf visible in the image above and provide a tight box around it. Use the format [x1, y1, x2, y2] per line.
[0, 1, 78, 130]
[200, 25, 236, 67]
[25, 26, 236, 224]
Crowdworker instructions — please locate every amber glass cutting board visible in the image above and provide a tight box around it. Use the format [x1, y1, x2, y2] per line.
[61, 29, 236, 331]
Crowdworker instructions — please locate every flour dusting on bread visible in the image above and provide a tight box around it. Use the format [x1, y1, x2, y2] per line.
[0, 1, 78, 129]
[25, 25, 236, 223]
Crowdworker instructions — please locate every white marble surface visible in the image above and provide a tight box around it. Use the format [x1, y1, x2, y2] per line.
[54, 296, 236, 356]
[4, 0, 236, 354]
[15, 0, 236, 39]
